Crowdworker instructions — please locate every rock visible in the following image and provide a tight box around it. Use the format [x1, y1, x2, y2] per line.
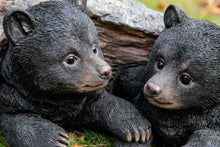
[0, 0, 42, 41]
[0, 0, 164, 70]
[87, 0, 164, 71]
[4, 0, 41, 10]
[87, 0, 164, 35]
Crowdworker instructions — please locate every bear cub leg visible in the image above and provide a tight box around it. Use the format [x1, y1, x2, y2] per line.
[1, 114, 69, 147]
[83, 90, 152, 146]
[183, 129, 220, 147]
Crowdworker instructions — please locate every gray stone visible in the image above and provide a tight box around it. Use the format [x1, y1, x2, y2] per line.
[0, 0, 41, 41]
[87, 0, 164, 35]
[0, 0, 164, 42]
[86, 0, 164, 69]
[5, 0, 41, 10]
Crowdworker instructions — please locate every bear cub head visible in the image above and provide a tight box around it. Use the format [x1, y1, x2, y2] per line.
[1, 0, 112, 96]
[144, 5, 219, 110]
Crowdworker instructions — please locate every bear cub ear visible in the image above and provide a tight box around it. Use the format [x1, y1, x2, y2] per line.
[164, 4, 188, 28]
[3, 9, 35, 45]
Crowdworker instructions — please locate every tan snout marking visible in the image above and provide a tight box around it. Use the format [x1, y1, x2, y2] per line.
[179, 60, 191, 71]
[146, 81, 183, 109]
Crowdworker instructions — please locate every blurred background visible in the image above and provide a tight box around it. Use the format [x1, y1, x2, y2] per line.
[136, 0, 220, 25]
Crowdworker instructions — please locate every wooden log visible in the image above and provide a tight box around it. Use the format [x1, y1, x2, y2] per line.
[92, 19, 158, 71]
[87, 0, 164, 72]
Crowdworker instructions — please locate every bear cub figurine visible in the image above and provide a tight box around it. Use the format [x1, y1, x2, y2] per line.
[0, 0, 151, 146]
[113, 4, 220, 147]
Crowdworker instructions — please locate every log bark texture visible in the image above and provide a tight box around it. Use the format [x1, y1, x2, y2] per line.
[87, 0, 164, 71]
[92, 19, 158, 70]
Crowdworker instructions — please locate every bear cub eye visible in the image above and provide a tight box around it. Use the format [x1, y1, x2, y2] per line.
[92, 44, 98, 54]
[179, 73, 193, 85]
[64, 54, 78, 65]
[157, 58, 165, 69]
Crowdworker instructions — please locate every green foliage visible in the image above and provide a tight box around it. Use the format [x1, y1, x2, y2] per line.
[68, 129, 114, 147]
[0, 127, 8, 147]
[136, 0, 220, 25]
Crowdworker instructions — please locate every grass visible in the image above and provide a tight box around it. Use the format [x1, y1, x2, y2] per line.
[0, 127, 8, 147]
[68, 130, 114, 147]
[136, 0, 220, 25]
[0, 126, 114, 147]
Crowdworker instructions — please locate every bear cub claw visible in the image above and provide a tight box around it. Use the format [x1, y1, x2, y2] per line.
[56, 133, 69, 147]
[126, 129, 151, 143]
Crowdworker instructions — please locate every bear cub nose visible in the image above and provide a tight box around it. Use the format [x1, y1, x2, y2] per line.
[100, 64, 112, 77]
[146, 82, 161, 96]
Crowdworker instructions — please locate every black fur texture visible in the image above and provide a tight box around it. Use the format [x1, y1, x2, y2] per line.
[113, 4, 220, 147]
[0, 0, 152, 146]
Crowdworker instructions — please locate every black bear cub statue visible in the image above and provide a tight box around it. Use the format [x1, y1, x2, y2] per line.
[0, 0, 152, 146]
[113, 4, 220, 147]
